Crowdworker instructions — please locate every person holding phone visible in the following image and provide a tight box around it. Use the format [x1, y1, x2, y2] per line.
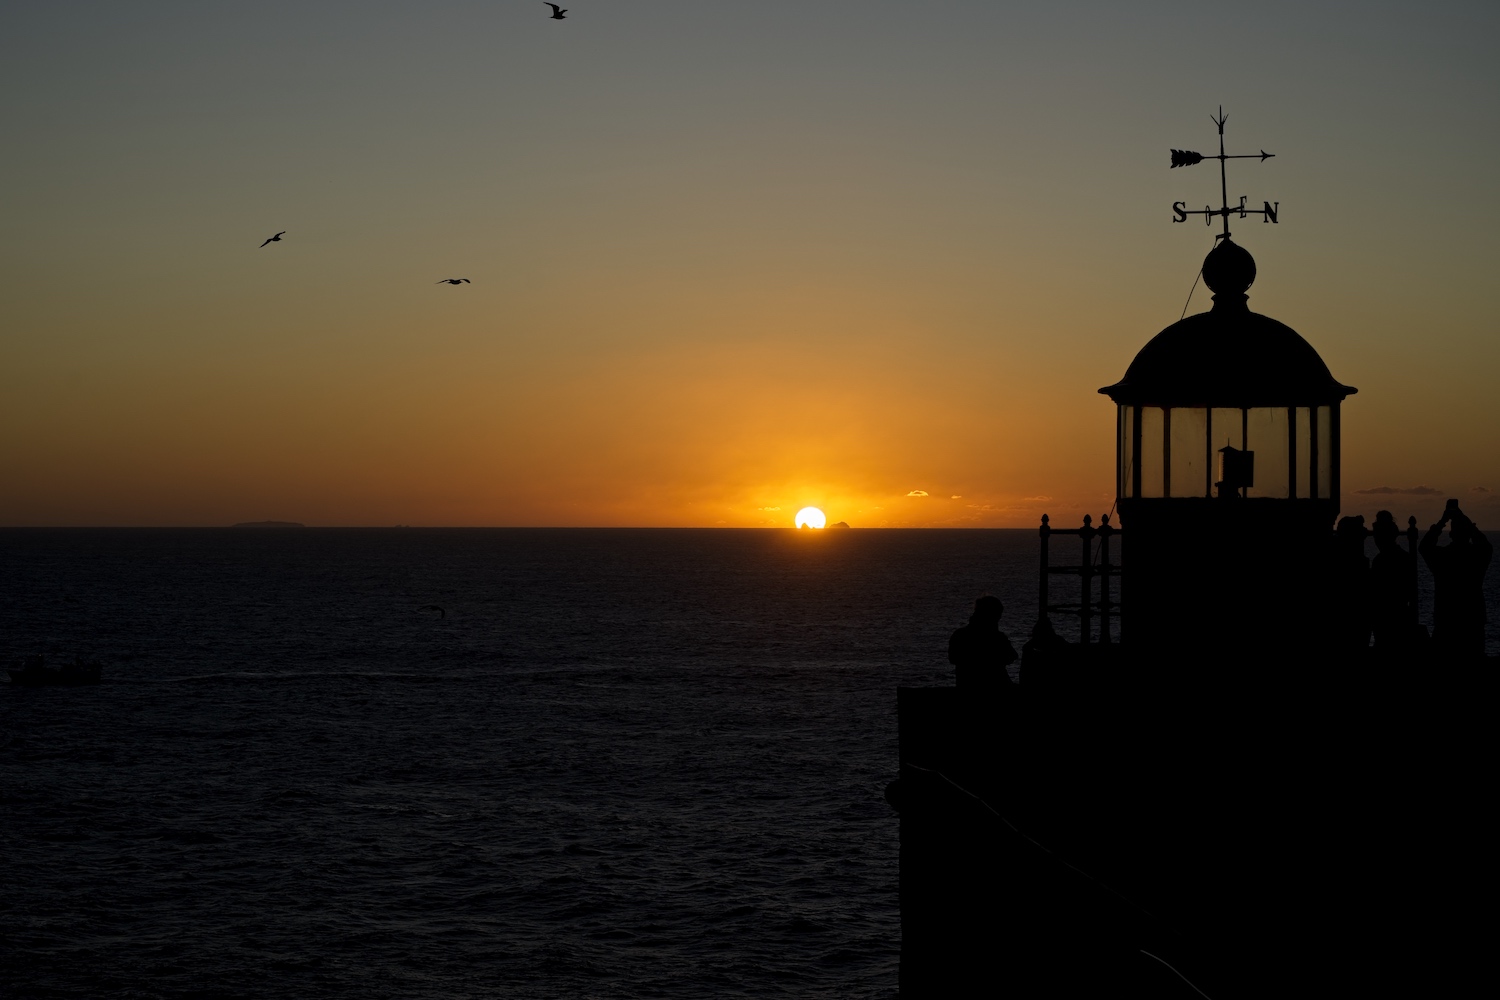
[1418, 500, 1493, 660]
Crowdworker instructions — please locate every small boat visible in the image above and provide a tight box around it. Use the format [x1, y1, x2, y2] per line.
[7, 655, 102, 687]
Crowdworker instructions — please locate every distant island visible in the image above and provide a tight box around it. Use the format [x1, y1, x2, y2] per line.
[231, 521, 306, 529]
[829, 521, 851, 529]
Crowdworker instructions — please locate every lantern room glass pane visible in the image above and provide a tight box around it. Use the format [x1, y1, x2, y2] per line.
[1169, 407, 1209, 497]
[1317, 405, 1332, 499]
[1247, 407, 1290, 498]
[1210, 408, 1244, 453]
[1139, 406, 1165, 498]
[1295, 407, 1312, 499]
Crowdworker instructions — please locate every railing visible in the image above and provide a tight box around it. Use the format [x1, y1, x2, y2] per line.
[1036, 511, 1426, 650]
[1038, 514, 1119, 644]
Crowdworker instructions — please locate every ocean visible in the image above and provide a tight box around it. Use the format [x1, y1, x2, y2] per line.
[0, 528, 1038, 999]
[2, 527, 1494, 999]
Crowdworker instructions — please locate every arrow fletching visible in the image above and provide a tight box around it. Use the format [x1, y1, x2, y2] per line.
[1170, 149, 1204, 168]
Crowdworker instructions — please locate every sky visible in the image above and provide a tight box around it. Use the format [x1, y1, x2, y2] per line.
[1, 0, 1496, 527]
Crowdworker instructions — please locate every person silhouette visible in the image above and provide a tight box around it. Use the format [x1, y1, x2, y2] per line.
[1368, 511, 1422, 659]
[1418, 500, 1493, 661]
[1331, 514, 1371, 657]
[948, 596, 1018, 693]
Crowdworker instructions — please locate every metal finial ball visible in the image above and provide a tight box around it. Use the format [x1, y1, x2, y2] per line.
[1202, 238, 1256, 297]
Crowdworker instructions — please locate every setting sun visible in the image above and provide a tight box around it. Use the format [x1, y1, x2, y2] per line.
[794, 507, 826, 529]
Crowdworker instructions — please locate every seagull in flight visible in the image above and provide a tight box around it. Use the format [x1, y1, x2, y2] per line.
[259, 231, 285, 247]
[544, 3, 567, 18]
[436, 278, 471, 285]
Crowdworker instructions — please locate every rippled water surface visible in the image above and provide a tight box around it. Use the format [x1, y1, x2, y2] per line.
[2, 528, 1042, 999]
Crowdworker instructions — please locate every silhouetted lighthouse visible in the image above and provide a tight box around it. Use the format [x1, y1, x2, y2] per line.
[892, 110, 1489, 1000]
[1098, 236, 1356, 665]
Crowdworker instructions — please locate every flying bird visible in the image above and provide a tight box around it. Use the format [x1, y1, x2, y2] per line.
[259, 231, 285, 247]
[436, 278, 471, 285]
[544, 3, 567, 18]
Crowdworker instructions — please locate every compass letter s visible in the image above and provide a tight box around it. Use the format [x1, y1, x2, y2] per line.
[1172, 202, 1187, 223]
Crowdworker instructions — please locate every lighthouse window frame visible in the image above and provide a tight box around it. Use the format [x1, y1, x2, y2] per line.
[1317, 405, 1335, 500]
[1246, 407, 1290, 498]
[1294, 407, 1312, 498]
[1169, 407, 1209, 498]
[1117, 403, 1341, 502]
[1138, 407, 1166, 497]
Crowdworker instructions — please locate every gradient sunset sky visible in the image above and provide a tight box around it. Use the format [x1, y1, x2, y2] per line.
[2, 1, 1495, 527]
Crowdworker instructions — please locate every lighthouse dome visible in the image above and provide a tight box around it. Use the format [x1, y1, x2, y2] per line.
[1099, 239, 1356, 407]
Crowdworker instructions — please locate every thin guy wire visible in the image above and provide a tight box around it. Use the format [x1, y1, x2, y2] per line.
[1179, 268, 1203, 320]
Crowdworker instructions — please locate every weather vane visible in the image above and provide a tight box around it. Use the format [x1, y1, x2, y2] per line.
[1170, 107, 1278, 241]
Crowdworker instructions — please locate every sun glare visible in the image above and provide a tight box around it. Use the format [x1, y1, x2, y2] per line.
[794, 507, 826, 529]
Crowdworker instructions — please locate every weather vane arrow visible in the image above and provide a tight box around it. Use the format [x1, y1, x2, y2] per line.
[1170, 107, 1279, 240]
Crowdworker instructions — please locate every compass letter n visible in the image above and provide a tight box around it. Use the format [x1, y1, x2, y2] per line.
[1262, 201, 1279, 223]
[1172, 202, 1187, 223]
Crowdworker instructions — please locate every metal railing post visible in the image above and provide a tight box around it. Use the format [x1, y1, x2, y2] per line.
[1098, 515, 1114, 643]
[1079, 515, 1095, 644]
[1038, 514, 1051, 624]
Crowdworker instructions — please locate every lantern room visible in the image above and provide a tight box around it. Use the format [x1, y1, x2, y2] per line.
[1098, 238, 1357, 664]
[1101, 239, 1357, 505]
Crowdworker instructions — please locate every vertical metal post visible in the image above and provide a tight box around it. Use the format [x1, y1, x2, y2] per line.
[1309, 406, 1320, 500]
[1116, 406, 1124, 501]
[1132, 406, 1143, 498]
[1163, 407, 1172, 498]
[1241, 407, 1250, 498]
[1079, 515, 1094, 645]
[1098, 515, 1114, 643]
[1288, 405, 1298, 499]
[1205, 407, 1213, 497]
[1038, 514, 1051, 625]
[1331, 403, 1342, 509]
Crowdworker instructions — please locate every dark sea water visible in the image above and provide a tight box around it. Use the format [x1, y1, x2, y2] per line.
[0, 528, 1037, 1000]
[3, 527, 1495, 999]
